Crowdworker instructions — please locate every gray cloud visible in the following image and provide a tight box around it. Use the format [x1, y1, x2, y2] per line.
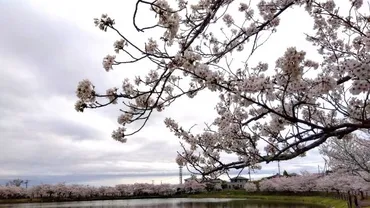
[0, 0, 326, 187]
[0, 0, 180, 184]
[0, 2, 105, 97]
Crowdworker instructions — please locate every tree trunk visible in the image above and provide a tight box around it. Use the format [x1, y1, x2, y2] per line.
[348, 191, 353, 208]
[360, 191, 364, 200]
[354, 195, 360, 208]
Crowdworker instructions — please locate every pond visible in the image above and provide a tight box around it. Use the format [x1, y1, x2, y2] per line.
[0, 198, 324, 208]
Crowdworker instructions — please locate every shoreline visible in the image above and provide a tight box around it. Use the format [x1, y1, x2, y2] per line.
[190, 191, 347, 208]
[0, 191, 347, 208]
[0, 194, 187, 204]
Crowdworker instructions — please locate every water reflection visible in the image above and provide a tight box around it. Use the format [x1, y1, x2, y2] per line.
[0, 198, 322, 208]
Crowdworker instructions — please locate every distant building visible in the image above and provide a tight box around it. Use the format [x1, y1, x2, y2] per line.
[184, 174, 201, 183]
[261, 173, 282, 180]
[203, 178, 222, 183]
[204, 178, 223, 186]
[184, 175, 249, 190]
[184, 177, 223, 184]
[226, 176, 249, 189]
[184, 175, 199, 183]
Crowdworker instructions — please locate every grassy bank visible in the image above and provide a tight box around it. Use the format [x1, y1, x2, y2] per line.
[0, 191, 348, 208]
[190, 190, 347, 208]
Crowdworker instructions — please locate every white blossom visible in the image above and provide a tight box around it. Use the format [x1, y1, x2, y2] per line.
[113, 39, 126, 53]
[94, 14, 115, 31]
[102, 55, 116, 72]
[76, 79, 95, 102]
[145, 39, 158, 54]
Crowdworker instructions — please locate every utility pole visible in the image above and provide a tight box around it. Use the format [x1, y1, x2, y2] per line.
[248, 167, 251, 181]
[278, 161, 281, 175]
[24, 180, 29, 189]
[179, 165, 183, 185]
[152, 180, 154, 185]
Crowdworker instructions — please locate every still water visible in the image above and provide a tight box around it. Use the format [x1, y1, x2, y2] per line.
[0, 198, 323, 208]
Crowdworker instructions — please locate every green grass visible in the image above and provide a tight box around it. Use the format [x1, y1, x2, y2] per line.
[0, 191, 348, 208]
[190, 190, 347, 208]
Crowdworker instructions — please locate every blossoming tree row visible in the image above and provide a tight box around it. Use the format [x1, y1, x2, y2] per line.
[2, 171, 369, 200]
[244, 171, 370, 195]
[0, 180, 206, 199]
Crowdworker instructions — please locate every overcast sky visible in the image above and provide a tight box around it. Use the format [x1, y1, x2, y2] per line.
[0, 0, 326, 187]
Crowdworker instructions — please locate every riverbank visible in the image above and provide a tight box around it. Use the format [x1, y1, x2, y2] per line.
[0, 191, 349, 208]
[0, 194, 185, 204]
[190, 190, 348, 208]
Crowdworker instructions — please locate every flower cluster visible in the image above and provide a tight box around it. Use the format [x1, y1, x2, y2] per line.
[112, 127, 127, 143]
[239, 75, 273, 93]
[171, 49, 202, 70]
[222, 14, 234, 27]
[310, 76, 336, 95]
[239, 3, 249, 12]
[152, 0, 180, 45]
[74, 100, 86, 112]
[145, 38, 158, 54]
[257, 0, 282, 28]
[276, 47, 306, 80]
[93, 14, 115, 32]
[122, 78, 136, 96]
[350, 0, 363, 9]
[350, 80, 370, 95]
[117, 113, 133, 125]
[102, 55, 116, 72]
[106, 87, 118, 104]
[176, 154, 187, 166]
[362, 32, 370, 51]
[113, 39, 126, 53]
[76, 79, 95, 102]
[351, 62, 370, 78]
